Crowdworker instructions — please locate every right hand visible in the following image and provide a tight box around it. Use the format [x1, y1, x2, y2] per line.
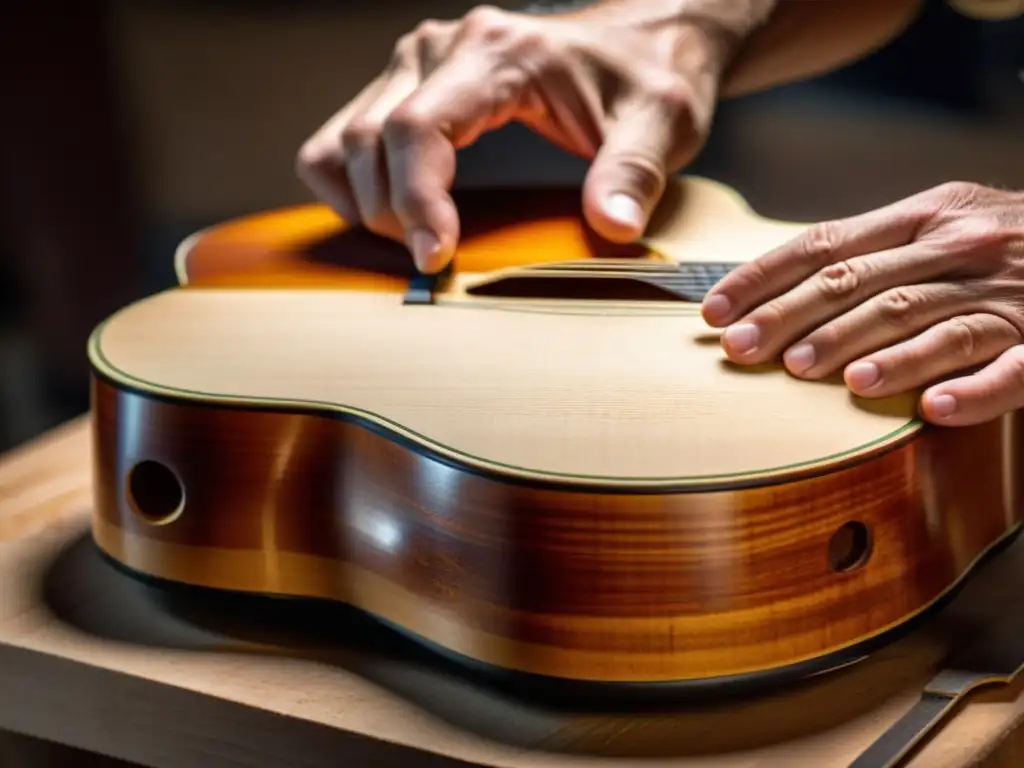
[295, 3, 744, 273]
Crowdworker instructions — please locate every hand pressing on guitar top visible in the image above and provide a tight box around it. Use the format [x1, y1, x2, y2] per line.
[296, 0, 776, 273]
[702, 182, 1024, 427]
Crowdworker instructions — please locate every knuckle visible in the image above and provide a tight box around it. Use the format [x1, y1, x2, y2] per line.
[341, 118, 383, 151]
[735, 259, 771, 295]
[799, 221, 843, 266]
[392, 19, 449, 70]
[461, 6, 552, 63]
[1005, 345, 1024, 385]
[946, 317, 982, 358]
[390, 32, 419, 68]
[946, 214, 1016, 255]
[876, 287, 921, 326]
[413, 18, 447, 39]
[647, 75, 696, 112]
[462, 5, 513, 40]
[509, 27, 552, 60]
[295, 139, 334, 179]
[759, 297, 789, 328]
[382, 103, 432, 145]
[932, 180, 983, 209]
[816, 259, 862, 298]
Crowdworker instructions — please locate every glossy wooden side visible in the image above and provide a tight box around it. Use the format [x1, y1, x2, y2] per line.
[90, 376, 1024, 685]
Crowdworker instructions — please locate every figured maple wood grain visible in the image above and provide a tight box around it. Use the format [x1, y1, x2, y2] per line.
[86, 176, 1024, 685]
[90, 377, 1024, 684]
[4, 419, 1024, 767]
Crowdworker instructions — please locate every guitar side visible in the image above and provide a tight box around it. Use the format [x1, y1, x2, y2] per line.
[88, 176, 1024, 692]
[89, 371, 1024, 689]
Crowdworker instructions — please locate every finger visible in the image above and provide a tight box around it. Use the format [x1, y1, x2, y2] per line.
[920, 344, 1024, 426]
[382, 51, 527, 272]
[295, 75, 389, 225]
[702, 192, 938, 327]
[777, 282, 982, 379]
[717, 243, 960, 365]
[582, 90, 700, 243]
[843, 313, 1022, 398]
[341, 70, 420, 241]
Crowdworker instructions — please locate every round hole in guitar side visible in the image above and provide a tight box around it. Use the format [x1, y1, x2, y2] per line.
[127, 460, 185, 525]
[828, 521, 872, 573]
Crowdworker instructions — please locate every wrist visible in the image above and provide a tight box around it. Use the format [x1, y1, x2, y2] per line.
[560, 0, 780, 76]
[655, 0, 780, 71]
[525, 0, 777, 34]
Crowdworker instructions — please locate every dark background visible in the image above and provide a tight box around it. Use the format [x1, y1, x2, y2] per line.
[1, 0, 1022, 453]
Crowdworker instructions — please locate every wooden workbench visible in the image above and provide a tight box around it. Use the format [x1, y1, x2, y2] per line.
[2, 417, 1024, 767]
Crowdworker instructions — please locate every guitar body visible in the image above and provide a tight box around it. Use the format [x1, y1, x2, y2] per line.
[88, 176, 1024, 693]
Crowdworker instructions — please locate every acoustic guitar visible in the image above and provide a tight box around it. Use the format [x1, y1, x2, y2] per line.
[87, 175, 1024, 694]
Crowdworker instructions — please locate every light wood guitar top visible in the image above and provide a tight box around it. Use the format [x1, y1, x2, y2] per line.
[90, 176, 921, 488]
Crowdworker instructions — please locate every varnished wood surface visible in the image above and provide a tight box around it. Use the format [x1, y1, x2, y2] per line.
[90, 376, 1024, 686]
[173, 176, 805, 290]
[4, 418, 1024, 767]
[87, 176, 1024, 686]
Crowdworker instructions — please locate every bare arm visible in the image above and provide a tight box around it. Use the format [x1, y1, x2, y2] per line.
[521, 0, 928, 97]
[722, 0, 927, 97]
[295, 0, 947, 269]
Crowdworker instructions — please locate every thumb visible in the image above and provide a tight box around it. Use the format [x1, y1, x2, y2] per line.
[582, 103, 697, 243]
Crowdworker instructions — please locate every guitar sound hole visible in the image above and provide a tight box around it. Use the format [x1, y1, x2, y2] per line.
[828, 521, 872, 573]
[466, 275, 687, 302]
[127, 460, 185, 525]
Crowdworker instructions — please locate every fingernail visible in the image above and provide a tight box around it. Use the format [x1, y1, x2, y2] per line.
[845, 361, 880, 391]
[723, 323, 760, 354]
[928, 393, 958, 418]
[784, 343, 816, 374]
[409, 229, 441, 271]
[604, 193, 644, 230]
[703, 294, 732, 323]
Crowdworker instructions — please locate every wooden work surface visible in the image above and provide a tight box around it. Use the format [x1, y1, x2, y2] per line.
[3, 417, 1024, 767]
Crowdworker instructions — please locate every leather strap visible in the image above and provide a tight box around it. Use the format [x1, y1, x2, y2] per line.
[849, 605, 1024, 768]
[848, 672, 996, 768]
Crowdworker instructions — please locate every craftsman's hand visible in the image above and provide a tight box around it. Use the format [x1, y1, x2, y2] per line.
[701, 182, 1024, 426]
[296, 1, 770, 273]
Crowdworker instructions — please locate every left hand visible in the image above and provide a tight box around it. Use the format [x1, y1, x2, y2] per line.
[700, 181, 1024, 426]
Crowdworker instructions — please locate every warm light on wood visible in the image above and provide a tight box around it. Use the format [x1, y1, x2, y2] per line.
[87, 176, 1024, 687]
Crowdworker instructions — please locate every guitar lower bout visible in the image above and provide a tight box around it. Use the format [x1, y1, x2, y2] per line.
[88, 177, 1024, 691]
[88, 360, 1024, 689]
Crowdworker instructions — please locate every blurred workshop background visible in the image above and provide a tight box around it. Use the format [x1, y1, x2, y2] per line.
[1, 0, 1022, 453]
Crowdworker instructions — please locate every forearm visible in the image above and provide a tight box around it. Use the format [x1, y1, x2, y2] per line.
[523, 0, 926, 98]
[524, 0, 778, 73]
[721, 0, 926, 97]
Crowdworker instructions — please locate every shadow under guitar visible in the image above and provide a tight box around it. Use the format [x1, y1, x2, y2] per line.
[34, 525, 1006, 760]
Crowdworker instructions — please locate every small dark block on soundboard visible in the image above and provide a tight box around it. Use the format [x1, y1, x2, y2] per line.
[403, 265, 453, 306]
